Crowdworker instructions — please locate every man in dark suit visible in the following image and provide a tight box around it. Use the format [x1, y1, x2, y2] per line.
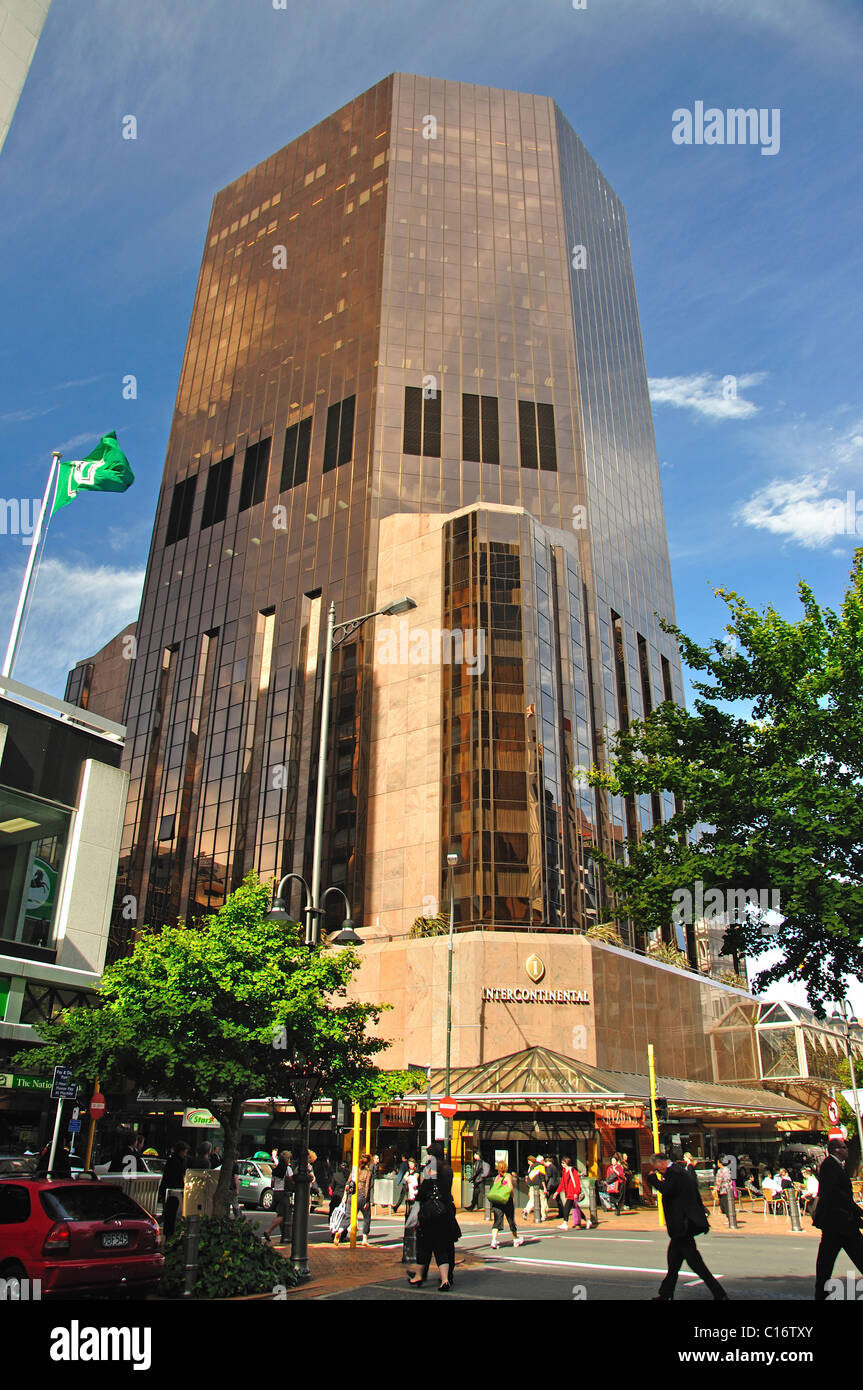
[645, 1152, 728, 1301]
[812, 1138, 863, 1299]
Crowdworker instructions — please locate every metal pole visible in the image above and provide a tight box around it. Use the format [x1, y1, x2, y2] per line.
[841, 1026, 863, 1165]
[2, 451, 61, 678]
[445, 863, 455, 1157]
[349, 1103, 361, 1249]
[426, 1068, 432, 1150]
[182, 1213, 201, 1299]
[787, 1182, 803, 1232]
[647, 1043, 664, 1228]
[47, 1096, 64, 1175]
[309, 601, 336, 947]
[289, 1111, 311, 1280]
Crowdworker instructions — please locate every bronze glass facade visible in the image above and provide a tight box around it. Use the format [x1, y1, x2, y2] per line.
[114, 75, 683, 956]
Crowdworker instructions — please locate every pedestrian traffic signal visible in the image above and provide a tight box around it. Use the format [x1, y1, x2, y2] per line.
[655, 1097, 669, 1124]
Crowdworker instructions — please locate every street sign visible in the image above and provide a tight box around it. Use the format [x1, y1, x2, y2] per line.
[827, 1099, 840, 1125]
[438, 1096, 458, 1119]
[68, 1119, 81, 1133]
[89, 1092, 107, 1120]
[828, 1127, 843, 1141]
[50, 1066, 77, 1101]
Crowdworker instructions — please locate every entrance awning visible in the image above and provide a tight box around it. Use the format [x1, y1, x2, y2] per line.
[403, 1045, 819, 1123]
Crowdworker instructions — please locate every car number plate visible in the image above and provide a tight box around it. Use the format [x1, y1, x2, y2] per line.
[101, 1231, 130, 1248]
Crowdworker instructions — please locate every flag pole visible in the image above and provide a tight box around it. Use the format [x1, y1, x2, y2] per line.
[1, 450, 62, 680]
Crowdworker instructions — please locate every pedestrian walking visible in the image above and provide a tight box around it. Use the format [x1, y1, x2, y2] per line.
[812, 1138, 863, 1300]
[158, 1141, 189, 1239]
[523, 1155, 548, 1223]
[606, 1153, 627, 1216]
[645, 1152, 728, 1301]
[554, 1156, 585, 1229]
[391, 1152, 409, 1212]
[408, 1140, 461, 1291]
[401, 1157, 420, 1263]
[488, 1159, 524, 1249]
[544, 1154, 561, 1217]
[264, 1149, 293, 1243]
[328, 1158, 352, 1246]
[714, 1157, 734, 1225]
[467, 1151, 491, 1212]
[356, 1153, 374, 1246]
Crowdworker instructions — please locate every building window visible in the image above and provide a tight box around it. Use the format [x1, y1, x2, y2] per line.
[403, 386, 441, 457]
[280, 417, 312, 491]
[200, 455, 233, 529]
[165, 475, 197, 545]
[0, 789, 70, 956]
[518, 400, 557, 471]
[462, 393, 500, 464]
[322, 395, 356, 473]
[239, 437, 271, 510]
[660, 654, 674, 703]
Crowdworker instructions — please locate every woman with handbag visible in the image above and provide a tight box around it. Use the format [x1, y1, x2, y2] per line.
[555, 1156, 584, 1230]
[401, 1157, 421, 1264]
[407, 1140, 461, 1291]
[606, 1154, 627, 1216]
[488, 1159, 525, 1250]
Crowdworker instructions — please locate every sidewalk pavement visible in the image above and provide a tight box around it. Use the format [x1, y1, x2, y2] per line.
[450, 1203, 821, 1239]
[274, 1236, 484, 1300]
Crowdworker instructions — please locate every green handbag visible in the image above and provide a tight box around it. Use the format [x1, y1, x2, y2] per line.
[488, 1177, 511, 1205]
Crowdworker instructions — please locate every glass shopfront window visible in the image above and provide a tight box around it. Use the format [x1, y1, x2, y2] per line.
[0, 787, 70, 953]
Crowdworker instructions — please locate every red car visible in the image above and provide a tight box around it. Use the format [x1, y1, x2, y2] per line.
[0, 1175, 163, 1298]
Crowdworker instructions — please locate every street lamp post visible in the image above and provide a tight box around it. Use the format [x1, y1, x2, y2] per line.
[444, 851, 459, 1158]
[829, 1000, 863, 1165]
[265, 594, 416, 1276]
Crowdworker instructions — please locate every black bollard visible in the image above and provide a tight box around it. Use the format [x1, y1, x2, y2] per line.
[588, 1179, 599, 1228]
[726, 1189, 738, 1229]
[182, 1212, 201, 1299]
[788, 1184, 803, 1232]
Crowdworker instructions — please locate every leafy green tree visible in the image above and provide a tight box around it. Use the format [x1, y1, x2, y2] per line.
[584, 552, 863, 1010]
[409, 911, 450, 939]
[16, 877, 421, 1213]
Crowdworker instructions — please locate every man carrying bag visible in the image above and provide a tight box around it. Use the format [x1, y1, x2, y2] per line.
[645, 1152, 728, 1301]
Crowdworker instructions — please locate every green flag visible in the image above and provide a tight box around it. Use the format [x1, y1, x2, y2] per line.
[51, 432, 134, 514]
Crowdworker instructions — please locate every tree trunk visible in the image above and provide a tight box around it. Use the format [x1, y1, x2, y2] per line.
[212, 1094, 246, 1216]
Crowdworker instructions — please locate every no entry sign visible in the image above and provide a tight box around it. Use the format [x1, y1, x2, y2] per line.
[438, 1096, 458, 1119]
[88, 1092, 107, 1120]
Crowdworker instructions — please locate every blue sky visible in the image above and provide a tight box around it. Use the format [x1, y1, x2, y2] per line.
[1, 0, 861, 695]
[1, 0, 861, 1010]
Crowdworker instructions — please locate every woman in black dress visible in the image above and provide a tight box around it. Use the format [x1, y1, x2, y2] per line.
[408, 1140, 460, 1291]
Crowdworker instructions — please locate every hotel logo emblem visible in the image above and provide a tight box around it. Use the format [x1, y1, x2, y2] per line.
[525, 953, 545, 984]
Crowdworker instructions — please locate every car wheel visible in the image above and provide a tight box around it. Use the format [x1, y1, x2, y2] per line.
[0, 1259, 27, 1281]
[260, 1189, 274, 1211]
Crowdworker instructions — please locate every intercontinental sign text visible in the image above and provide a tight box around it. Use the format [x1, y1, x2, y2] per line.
[482, 987, 590, 1004]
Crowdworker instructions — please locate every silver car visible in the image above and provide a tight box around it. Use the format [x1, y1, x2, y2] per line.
[236, 1159, 275, 1209]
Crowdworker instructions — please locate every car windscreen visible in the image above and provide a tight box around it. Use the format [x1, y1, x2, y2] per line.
[39, 1186, 148, 1222]
[254, 1164, 273, 1178]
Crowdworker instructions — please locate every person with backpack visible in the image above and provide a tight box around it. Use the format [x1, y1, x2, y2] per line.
[523, 1155, 548, 1223]
[488, 1159, 525, 1250]
[407, 1140, 461, 1291]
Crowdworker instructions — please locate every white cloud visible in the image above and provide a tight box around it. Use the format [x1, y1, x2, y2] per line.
[648, 372, 766, 420]
[1, 556, 143, 697]
[736, 473, 863, 548]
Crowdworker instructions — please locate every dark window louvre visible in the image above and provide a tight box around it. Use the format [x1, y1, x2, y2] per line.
[462, 393, 481, 462]
[323, 402, 341, 473]
[481, 394, 500, 464]
[403, 386, 423, 455]
[422, 389, 441, 457]
[280, 417, 312, 491]
[165, 475, 197, 545]
[239, 437, 271, 510]
[201, 455, 233, 529]
[537, 403, 557, 471]
[338, 395, 355, 467]
[518, 400, 538, 470]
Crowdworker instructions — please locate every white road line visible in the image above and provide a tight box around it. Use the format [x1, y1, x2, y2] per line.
[483, 1255, 706, 1277]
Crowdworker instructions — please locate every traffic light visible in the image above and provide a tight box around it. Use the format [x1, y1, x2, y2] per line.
[331, 1100, 348, 1132]
[655, 1097, 669, 1124]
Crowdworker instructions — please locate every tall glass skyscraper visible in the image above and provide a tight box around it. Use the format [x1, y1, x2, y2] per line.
[111, 74, 683, 959]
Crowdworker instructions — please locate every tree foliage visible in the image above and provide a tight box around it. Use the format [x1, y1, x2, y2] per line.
[584, 551, 863, 1010]
[15, 876, 422, 1211]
